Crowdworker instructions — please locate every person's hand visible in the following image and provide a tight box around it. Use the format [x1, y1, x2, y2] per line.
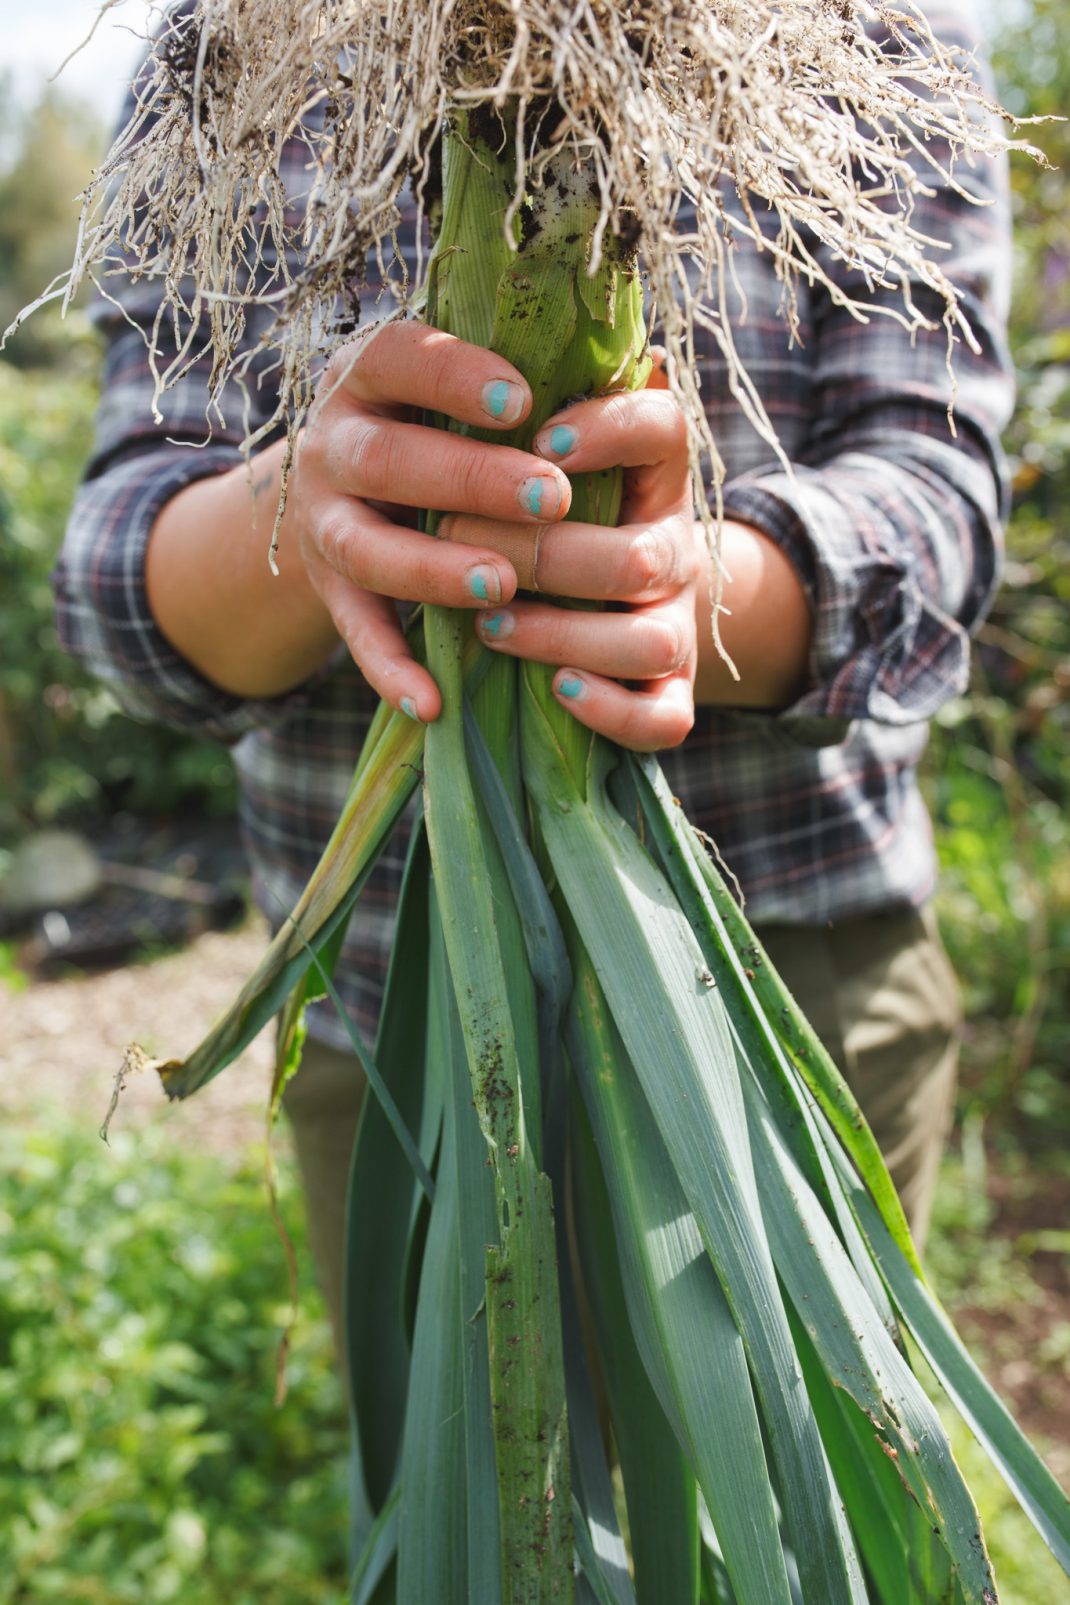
[444, 384, 700, 752]
[290, 320, 701, 749]
[290, 321, 560, 717]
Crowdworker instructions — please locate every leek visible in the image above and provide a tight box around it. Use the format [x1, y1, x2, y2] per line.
[62, 4, 1070, 1600]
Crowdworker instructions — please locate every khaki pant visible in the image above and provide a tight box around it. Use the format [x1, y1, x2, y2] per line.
[282, 904, 960, 1354]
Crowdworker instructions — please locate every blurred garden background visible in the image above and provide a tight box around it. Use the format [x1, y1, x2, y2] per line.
[0, 1, 1067, 1600]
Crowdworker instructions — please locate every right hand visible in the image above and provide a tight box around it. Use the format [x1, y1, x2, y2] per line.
[288, 320, 572, 721]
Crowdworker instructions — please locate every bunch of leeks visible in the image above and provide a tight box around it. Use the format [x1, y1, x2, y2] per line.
[154, 111, 1070, 1605]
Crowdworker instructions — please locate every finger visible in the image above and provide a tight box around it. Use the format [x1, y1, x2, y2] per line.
[327, 322, 533, 431]
[530, 389, 689, 518]
[336, 414, 571, 524]
[320, 499, 519, 609]
[549, 668, 695, 752]
[440, 512, 695, 603]
[645, 345, 670, 390]
[474, 598, 693, 682]
[317, 571, 442, 722]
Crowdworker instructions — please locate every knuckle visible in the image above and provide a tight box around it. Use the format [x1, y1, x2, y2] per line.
[659, 705, 695, 750]
[297, 408, 334, 477]
[645, 618, 685, 677]
[316, 510, 354, 573]
[421, 330, 463, 398]
[538, 611, 571, 662]
[348, 417, 393, 499]
[622, 527, 673, 596]
[407, 546, 449, 600]
[601, 392, 637, 437]
[449, 449, 486, 512]
[617, 692, 693, 754]
[345, 324, 389, 388]
[325, 333, 370, 392]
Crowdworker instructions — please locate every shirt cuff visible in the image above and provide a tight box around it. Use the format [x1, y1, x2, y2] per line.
[721, 470, 971, 742]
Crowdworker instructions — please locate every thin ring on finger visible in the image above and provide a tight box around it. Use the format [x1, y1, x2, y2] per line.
[475, 598, 693, 682]
[438, 511, 692, 604]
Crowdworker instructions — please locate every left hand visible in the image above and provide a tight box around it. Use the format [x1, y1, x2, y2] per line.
[439, 385, 703, 752]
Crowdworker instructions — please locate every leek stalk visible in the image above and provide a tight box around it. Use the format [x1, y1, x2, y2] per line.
[155, 102, 1070, 1605]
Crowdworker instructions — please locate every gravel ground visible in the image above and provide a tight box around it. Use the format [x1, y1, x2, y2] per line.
[0, 916, 277, 1160]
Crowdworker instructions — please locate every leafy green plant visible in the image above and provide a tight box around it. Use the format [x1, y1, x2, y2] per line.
[0, 1123, 347, 1604]
[924, 0, 1070, 1140]
[927, 1145, 1070, 1605]
[0, 85, 103, 370]
[0, 360, 238, 842]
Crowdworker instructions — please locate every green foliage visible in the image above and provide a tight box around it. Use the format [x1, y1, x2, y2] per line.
[926, 3, 1070, 1142]
[0, 1122, 347, 1604]
[0, 1112, 1059, 1605]
[988, 0, 1070, 348]
[0, 360, 238, 841]
[927, 1145, 1070, 1605]
[0, 81, 104, 368]
[0, 86, 237, 840]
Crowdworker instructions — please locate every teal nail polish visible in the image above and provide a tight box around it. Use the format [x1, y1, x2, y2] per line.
[400, 696, 420, 720]
[486, 381, 510, 417]
[520, 476, 557, 518]
[549, 424, 576, 457]
[478, 610, 513, 640]
[483, 380, 522, 422]
[557, 675, 585, 700]
[467, 566, 501, 604]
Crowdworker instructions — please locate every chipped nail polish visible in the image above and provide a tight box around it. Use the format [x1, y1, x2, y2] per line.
[467, 565, 502, 605]
[519, 476, 560, 520]
[482, 379, 524, 424]
[400, 696, 420, 721]
[478, 609, 514, 642]
[556, 674, 586, 700]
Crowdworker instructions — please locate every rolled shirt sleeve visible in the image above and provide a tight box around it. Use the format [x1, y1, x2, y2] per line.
[720, 2, 1013, 734]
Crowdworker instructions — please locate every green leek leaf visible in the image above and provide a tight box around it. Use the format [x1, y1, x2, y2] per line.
[566, 948, 787, 1605]
[526, 723, 866, 1603]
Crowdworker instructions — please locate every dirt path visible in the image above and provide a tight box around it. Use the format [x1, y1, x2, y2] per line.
[0, 916, 276, 1158]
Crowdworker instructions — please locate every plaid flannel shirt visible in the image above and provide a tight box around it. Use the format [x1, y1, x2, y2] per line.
[55, 2, 1014, 1049]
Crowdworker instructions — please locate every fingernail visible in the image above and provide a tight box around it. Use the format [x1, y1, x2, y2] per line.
[466, 564, 502, 605]
[518, 475, 562, 520]
[477, 609, 514, 642]
[555, 673, 587, 701]
[536, 423, 577, 459]
[482, 379, 525, 424]
[400, 696, 422, 721]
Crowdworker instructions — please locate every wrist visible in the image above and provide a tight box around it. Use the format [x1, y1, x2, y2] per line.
[693, 519, 813, 709]
[147, 439, 340, 699]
